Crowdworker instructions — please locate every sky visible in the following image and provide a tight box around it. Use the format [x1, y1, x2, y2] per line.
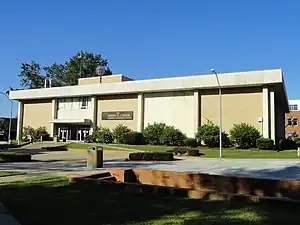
[0, 0, 299, 117]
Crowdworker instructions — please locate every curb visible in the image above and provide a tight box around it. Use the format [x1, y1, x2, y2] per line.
[0, 202, 21, 225]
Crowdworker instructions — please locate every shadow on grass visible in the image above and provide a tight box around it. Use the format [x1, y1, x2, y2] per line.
[0, 177, 300, 225]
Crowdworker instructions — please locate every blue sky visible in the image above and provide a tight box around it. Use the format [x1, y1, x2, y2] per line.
[0, 0, 299, 116]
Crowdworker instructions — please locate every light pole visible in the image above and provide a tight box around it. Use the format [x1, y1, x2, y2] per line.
[78, 53, 84, 78]
[210, 68, 222, 158]
[0, 92, 13, 144]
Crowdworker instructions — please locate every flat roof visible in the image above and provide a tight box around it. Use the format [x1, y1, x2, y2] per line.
[9, 69, 286, 101]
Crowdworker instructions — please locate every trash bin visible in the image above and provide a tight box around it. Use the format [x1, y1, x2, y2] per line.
[87, 146, 103, 169]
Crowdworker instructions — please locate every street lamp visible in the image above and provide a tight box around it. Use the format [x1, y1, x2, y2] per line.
[0, 92, 13, 144]
[78, 53, 84, 78]
[210, 68, 222, 158]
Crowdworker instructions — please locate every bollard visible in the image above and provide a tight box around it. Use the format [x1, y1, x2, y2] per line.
[87, 146, 104, 169]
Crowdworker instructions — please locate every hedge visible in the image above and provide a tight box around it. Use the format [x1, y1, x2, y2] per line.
[0, 152, 32, 162]
[122, 132, 145, 145]
[256, 138, 274, 150]
[166, 147, 200, 156]
[129, 152, 174, 161]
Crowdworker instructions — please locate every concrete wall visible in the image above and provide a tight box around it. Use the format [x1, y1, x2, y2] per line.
[23, 99, 52, 132]
[78, 75, 133, 85]
[200, 87, 263, 133]
[144, 91, 195, 137]
[97, 94, 138, 130]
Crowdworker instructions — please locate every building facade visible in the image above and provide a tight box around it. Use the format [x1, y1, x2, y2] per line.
[9, 69, 289, 142]
[285, 99, 300, 138]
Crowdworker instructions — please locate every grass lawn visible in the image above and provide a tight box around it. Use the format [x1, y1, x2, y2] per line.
[0, 171, 26, 177]
[110, 143, 174, 152]
[0, 176, 299, 225]
[65, 142, 125, 151]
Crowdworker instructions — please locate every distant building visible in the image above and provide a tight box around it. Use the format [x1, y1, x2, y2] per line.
[0, 117, 17, 141]
[9, 69, 289, 142]
[285, 100, 300, 138]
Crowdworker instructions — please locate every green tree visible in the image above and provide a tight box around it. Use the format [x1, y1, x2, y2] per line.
[18, 52, 112, 89]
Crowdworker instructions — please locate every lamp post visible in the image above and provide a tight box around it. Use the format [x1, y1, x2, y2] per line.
[0, 92, 13, 144]
[210, 68, 222, 158]
[78, 53, 84, 78]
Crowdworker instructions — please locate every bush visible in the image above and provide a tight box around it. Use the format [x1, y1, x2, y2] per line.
[122, 132, 145, 145]
[161, 125, 186, 146]
[129, 152, 173, 161]
[196, 122, 231, 148]
[143, 122, 167, 145]
[229, 123, 261, 149]
[22, 126, 49, 142]
[112, 124, 131, 144]
[184, 138, 198, 148]
[294, 137, 300, 147]
[0, 152, 31, 162]
[277, 138, 296, 150]
[86, 126, 113, 144]
[167, 147, 200, 156]
[256, 138, 274, 150]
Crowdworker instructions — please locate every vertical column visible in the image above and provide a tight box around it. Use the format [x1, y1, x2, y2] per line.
[270, 91, 276, 141]
[16, 101, 24, 144]
[91, 96, 97, 133]
[50, 99, 57, 137]
[137, 93, 144, 132]
[194, 91, 199, 136]
[263, 87, 269, 138]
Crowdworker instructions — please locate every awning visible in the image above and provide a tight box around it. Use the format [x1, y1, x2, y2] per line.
[49, 119, 92, 125]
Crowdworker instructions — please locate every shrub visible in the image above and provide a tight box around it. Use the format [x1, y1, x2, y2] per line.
[34, 126, 49, 141]
[196, 122, 230, 147]
[256, 138, 274, 150]
[294, 137, 300, 147]
[0, 152, 31, 162]
[277, 138, 296, 150]
[229, 123, 261, 149]
[166, 147, 200, 156]
[129, 152, 173, 161]
[122, 132, 145, 145]
[184, 138, 198, 148]
[88, 126, 113, 144]
[112, 124, 131, 144]
[143, 122, 167, 145]
[161, 125, 186, 146]
[22, 126, 49, 142]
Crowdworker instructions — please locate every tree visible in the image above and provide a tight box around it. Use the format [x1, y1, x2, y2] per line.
[18, 52, 112, 89]
[0, 118, 9, 141]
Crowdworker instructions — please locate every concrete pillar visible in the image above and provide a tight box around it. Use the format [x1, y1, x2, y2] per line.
[263, 87, 269, 138]
[137, 93, 144, 132]
[91, 96, 97, 132]
[194, 91, 199, 136]
[16, 101, 24, 144]
[50, 99, 57, 137]
[270, 91, 276, 141]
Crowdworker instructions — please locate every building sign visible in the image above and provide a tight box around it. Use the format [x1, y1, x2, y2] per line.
[102, 111, 134, 120]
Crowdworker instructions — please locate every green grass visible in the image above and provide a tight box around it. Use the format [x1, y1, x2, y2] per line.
[0, 176, 300, 225]
[0, 171, 26, 177]
[65, 142, 125, 151]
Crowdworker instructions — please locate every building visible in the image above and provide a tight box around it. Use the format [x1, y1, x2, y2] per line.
[9, 69, 289, 142]
[285, 99, 300, 138]
[0, 117, 17, 141]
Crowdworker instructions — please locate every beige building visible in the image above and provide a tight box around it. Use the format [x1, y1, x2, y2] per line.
[9, 69, 289, 142]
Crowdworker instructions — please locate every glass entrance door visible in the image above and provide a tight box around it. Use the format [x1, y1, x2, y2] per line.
[59, 128, 68, 141]
[76, 128, 90, 141]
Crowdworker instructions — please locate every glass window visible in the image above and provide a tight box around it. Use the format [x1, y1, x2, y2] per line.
[58, 99, 65, 110]
[289, 104, 298, 111]
[81, 97, 89, 109]
[288, 117, 298, 126]
[288, 131, 297, 137]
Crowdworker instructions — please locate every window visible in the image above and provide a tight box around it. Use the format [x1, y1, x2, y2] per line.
[58, 99, 65, 110]
[81, 97, 89, 109]
[289, 104, 298, 111]
[288, 117, 298, 126]
[288, 131, 297, 137]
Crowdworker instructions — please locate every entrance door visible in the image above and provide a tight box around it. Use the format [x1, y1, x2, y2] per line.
[76, 128, 90, 141]
[59, 128, 68, 141]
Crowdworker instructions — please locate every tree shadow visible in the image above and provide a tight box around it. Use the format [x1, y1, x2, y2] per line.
[1, 178, 300, 225]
